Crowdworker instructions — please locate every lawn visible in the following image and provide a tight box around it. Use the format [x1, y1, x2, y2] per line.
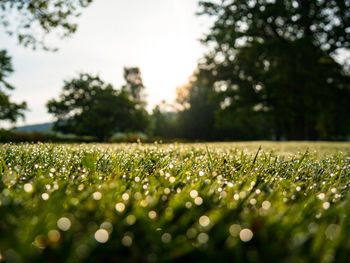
[0, 142, 349, 262]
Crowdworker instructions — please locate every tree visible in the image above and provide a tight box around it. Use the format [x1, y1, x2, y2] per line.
[122, 67, 146, 107]
[0, 50, 27, 123]
[47, 73, 149, 141]
[150, 101, 180, 139]
[176, 68, 220, 141]
[0, 0, 94, 127]
[174, 62, 273, 141]
[198, 0, 350, 140]
[0, 0, 94, 50]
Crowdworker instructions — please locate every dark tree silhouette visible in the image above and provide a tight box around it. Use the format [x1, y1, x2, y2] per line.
[47, 73, 149, 141]
[0, 0, 94, 50]
[0, 50, 27, 124]
[197, 0, 350, 140]
[176, 69, 219, 140]
[122, 67, 147, 107]
[0, 0, 94, 126]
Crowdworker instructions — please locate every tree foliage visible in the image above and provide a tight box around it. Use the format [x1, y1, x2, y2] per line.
[47, 73, 149, 141]
[0, 0, 94, 127]
[0, 0, 93, 50]
[199, 0, 350, 54]
[197, 0, 350, 140]
[176, 68, 220, 140]
[150, 102, 180, 139]
[0, 50, 27, 123]
[122, 67, 146, 107]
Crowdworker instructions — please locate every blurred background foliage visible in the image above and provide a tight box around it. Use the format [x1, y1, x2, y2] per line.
[1, 0, 350, 142]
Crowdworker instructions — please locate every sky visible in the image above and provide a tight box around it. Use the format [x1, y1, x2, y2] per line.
[1, 0, 211, 127]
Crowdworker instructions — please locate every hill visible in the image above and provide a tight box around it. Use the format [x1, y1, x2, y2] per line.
[14, 122, 54, 133]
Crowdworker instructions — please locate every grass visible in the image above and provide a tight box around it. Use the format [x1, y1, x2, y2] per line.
[0, 142, 349, 262]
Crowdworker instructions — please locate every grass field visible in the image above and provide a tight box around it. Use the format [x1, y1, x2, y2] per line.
[0, 142, 349, 262]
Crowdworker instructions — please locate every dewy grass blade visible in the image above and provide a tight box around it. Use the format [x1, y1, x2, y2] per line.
[295, 148, 309, 171]
[206, 145, 213, 172]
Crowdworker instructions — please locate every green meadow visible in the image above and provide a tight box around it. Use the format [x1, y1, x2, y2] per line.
[0, 142, 349, 262]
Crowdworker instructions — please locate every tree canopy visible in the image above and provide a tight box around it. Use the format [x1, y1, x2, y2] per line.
[0, 0, 93, 50]
[122, 67, 147, 107]
[0, 50, 27, 123]
[0, 0, 94, 128]
[47, 73, 149, 141]
[198, 0, 350, 54]
[175, 68, 220, 140]
[195, 0, 350, 140]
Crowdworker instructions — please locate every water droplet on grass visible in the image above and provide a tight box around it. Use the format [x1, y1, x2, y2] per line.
[92, 192, 102, 200]
[57, 217, 71, 231]
[161, 233, 172, 243]
[94, 229, 109, 243]
[24, 183, 33, 193]
[197, 233, 209, 244]
[239, 228, 253, 242]
[115, 202, 125, 212]
[199, 215, 210, 227]
[190, 190, 198, 198]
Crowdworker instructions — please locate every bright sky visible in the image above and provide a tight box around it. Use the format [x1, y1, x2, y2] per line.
[1, 0, 210, 126]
